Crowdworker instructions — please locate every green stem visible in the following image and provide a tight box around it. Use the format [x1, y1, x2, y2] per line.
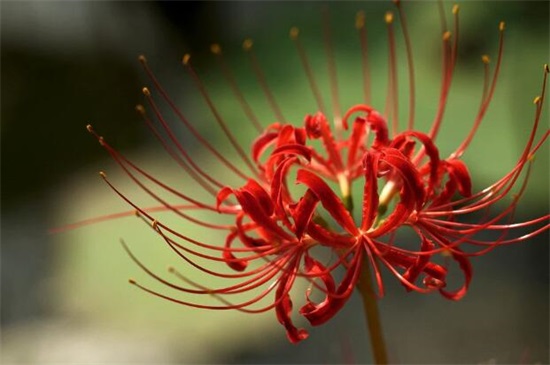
[356, 255, 388, 364]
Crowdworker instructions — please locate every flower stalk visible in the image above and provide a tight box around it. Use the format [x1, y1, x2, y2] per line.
[357, 255, 388, 365]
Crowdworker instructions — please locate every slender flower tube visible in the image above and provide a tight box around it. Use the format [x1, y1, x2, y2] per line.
[84, 1, 548, 353]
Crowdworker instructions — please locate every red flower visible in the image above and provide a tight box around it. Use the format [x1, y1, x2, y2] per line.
[86, 3, 548, 344]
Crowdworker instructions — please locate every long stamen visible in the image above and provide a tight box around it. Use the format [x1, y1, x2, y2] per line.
[480, 55, 491, 101]
[242, 39, 287, 123]
[450, 21, 506, 159]
[385, 11, 399, 136]
[210, 43, 263, 133]
[138, 56, 250, 181]
[290, 27, 327, 114]
[394, 0, 416, 130]
[355, 11, 371, 105]
[322, 7, 342, 133]
[182, 54, 258, 176]
[424, 29, 453, 146]
[136, 104, 221, 195]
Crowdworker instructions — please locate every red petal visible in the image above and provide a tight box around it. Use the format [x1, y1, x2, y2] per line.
[446, 159, 472, 197]
[223, 231, 248, 271]
[439, 249, 472, 300]
[401, 236, 434, 290]
[291, 190, 319, 239]
[275, 259, 309, 343]
[300, 251, 361, 326]
[346, 116, 367, 168]
[234, 189, 293, 241]
[361, 152, 380, 231]
[392, 131, 441, 198]
[252, 132, 278, 163]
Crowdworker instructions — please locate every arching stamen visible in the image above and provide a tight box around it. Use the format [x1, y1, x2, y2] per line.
[394, 0, 416, 131]
[182, 54, 258, 176]
[355, 11, 371, 105]
[136, 104, 222, 195]
[290, 27, 327, 114]
[423, 30, 453, 147]
[138, 56, 249, 181]
[242, 39, 287, 123]
[210, 44, 263, 133]
[139, 55, 248, 180]
[451, 5, 460, 71]
[480, 55, 491, 102]
[322, 7, 342, 133]
[450, 21, 506, 159]
[384, 11, 399, 136]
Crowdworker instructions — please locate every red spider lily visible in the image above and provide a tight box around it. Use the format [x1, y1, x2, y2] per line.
[84, 2, 549, 344]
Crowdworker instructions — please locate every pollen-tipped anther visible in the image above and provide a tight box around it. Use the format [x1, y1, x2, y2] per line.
[210, 43, 222, 55]
[142, 87, 151, 96]
[99, 171, 107, 179]
[481, 55, 491, 64]
[289, 27, 299, 40]
[385, 11, 394, 24]
[443, 31, 452, 41]
[544, 64, 549, 73]
[138, 55, 147, 64]
[128, 278, 136, 285]
[86, 124, 94, 133]
[182, 54, 191, 66]
[242, 38, 253, 51]
[135, 104, 146, 114]
[355, 11, 365, 29]
[452, 4, 460, 14]
[152, 219, 159, 230]
[499, 21, 505, 31]
[533, 96, 542, 104]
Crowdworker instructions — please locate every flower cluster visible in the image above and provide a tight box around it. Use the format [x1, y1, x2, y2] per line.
[87, 3, 548, 343]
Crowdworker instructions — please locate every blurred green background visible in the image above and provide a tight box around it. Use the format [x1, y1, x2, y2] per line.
[1, 1, 548, 363]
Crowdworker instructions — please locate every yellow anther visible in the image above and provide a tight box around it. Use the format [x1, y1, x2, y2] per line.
[533, 96, 541, 104]
[355, 11, 365, 29]
[135, 104, 146, 114]
[242, 38, 253, 51]
[443, 31, 452, 41]
[138, 55, 147, 64]
[210, 43, 221, 55]
[99, 171, 107, 178]
[481, 55, 491, 64]
[152, 220, 159, 229]
[182, 54, 191, 65]
[142, 87, 151, 96]
[452, 4, 459, 14]
[499, 21, 505, 31]
[385, 11, 394, 24]
[289, 27, 299, 40]
[544, 64, 549, 73]
[86, 124, 94, 132]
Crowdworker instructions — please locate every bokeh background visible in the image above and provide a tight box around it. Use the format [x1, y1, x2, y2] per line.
[1, 1, 548, 364]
